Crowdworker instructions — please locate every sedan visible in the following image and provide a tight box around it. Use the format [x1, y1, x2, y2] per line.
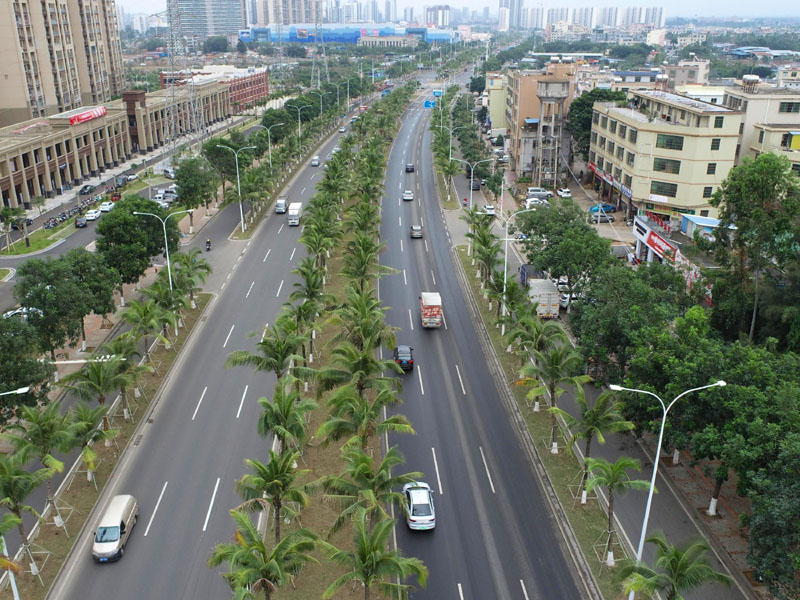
[405, 163, 415, 173]
[75, 217, 88, 228]
[483, 204, 496, 216]
[85, 209, 102, 221]
[402, 190, 414, 201]
[471, 180, 480, 190]
[589, 203, 616, 213]
[393, 345, 414, 370]
[126, 174, 138, 182]
[99, 201, 114, 212]
[79, 184, 95, 195]
[339, 126, 346, 133]
[556, 188, 572, 198]
[591, 213, 616, 223]
[409, 225, 423, 238]
[402, 482, 435, 530]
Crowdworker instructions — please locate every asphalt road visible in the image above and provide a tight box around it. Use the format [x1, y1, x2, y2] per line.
[378, 86, 585, 598]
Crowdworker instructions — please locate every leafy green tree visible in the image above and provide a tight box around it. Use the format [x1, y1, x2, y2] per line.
[566, 88, 627, 159]
[202, 36, 229, 53]
[236, 39, 247, 54]
[0, 317, 54, 423]
[176, 156, 218, 218]
[63, 248, 120, 347]
[100, 331, 152, 415]
[504, 314, 566, 366]
[616, 531, 730, 599]
[469, 75, 485, 93]
[0, 206, 24, 252]
[172, 248, 212, 307]
[120, 299, 167, 359]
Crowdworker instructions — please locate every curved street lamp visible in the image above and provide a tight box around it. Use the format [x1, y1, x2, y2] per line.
[254, 123, 284, 170]
[133, 209, 194, 290]
[285, 104, 313, 148]
[216, 144, 257, 233]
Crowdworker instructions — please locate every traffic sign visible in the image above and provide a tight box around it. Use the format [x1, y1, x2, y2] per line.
[424, 100, 437, 108]
[432, 90, 443, 97]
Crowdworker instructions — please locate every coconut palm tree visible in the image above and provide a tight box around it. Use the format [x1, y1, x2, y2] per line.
[257, 378, 317, 450]
[60, 355, 132, 431]
[281, 300, 318, 364]
[3, 400, 75, 508]
[208, 509, 318, 600]
[68, 403, 118, 485]
[317, 386, 414, 450]
[320, 508, 428, 600]
[299, 227, 334, 270]
[226, 321, 305, 382]
[0, 453, 53, 552]
[615, 530, 731, 599]
[326, 287, 396, 351]
[234, 450, 310, 544]
[341, 233, 395, 293]
[290, 257, 335, 309]
[585, 456, 653, 566]
[504, 314, 566, 366]
[172, 248, 212, 307]
[318, 445, 422, 536]
[517, 345, 591, 453]
[347, 202, 381, 234]
[304, 341, 402, 400]
[120, 299, 167, 360]
[0, 513, 22, 575]
[552, 390, 635, 503]
[101, 331, 152, 415]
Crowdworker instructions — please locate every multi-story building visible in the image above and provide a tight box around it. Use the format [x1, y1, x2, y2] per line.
[596, 7, 618, 27]
[0, 0, 123, 128]
[161, 65, 269, 114]
[526, 6, 544, 29]
[722, 77, 800, 163]
[498, 8, 509, 32]
[610, 70, 663, 93]
[545, 7, 569, 27]
[485, 72, 507, 137]
[357, 34, 416, 47]
[571, 7, 594, 28]
[643, 6, 663, 27]
[402, 7, 414, 22]
[498, 0, 522, 29]
[179, 0, 245, 36]
[677, 32, 706, 48]
[620, 6, 642, 26]
[751, 123, 800, 176]
[589, 89, 741, 223]
[665, 56, 710, 88]
[777, 64, 800, 89]
[424, 5, 450, 28]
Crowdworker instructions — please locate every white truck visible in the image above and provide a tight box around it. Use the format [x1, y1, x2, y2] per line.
[287, 202, 302, 226]
[527, 279, 560, 319]
[419, 292, 443, 328]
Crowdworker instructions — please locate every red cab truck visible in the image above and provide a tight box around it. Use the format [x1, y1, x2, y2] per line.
[420, 292, 443, 328]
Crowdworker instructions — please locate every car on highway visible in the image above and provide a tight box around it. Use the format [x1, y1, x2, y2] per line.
[79, 184, 95, 195]
[483, 204, 496, 216]
[92, 494, 138, 562]
[409, 225, 423, 238]
[402, 190, 414, 201]
[85, 209, 102, 221]
[405, 163, 415, 172]
[591, 213, 616, 223]
[339, 126, 346, 133]
[556, 188, 571, 198]
[99, 201, 114, 212]
[126, 174, 138, 182]
[311, 156, 320, 167]
[332, 146, 340, 154]
[75, 217, 87, 228]
[11, 218, 33, 230]
[471, 179, 480, 190]
[589, 203, 616, 213]
[393, 345, 414, 370]
[402, 482, 435, 530]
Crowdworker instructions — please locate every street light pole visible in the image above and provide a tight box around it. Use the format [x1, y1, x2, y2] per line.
[498, 207, 538, 336]
[133, 209, 194, 290]
[307, 90, 331, 118]
[255, 123, 284, 170]
[438, 124, 468, 163]
[216, 144, 256, 233]
[452, 157, 494, 210]
[609, 380, 727, 597]
[285, 105, 312, 148]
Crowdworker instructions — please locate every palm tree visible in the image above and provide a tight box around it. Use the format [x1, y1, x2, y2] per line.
[517, 345, 591, 453]
[60, 355, 133, 430]
[327, 287, 396, 351]
[172, 248, 212, 307]
[585, 456, 653, 566]
[281, 301, 318, 365]
[101, 331, 152, 415]
[552, 390, 635, 503]
[0, 513, 22, 576]
[120, 299, 167, 359]
[299, 227, 334, 269]
[226, 321, 304, 382]
[504, 314, 566, 366]
[3, 400, 75, 508]
[0, 453, 54, 552]
[257, 379, 317, 450]
[290, 257, 334, 309]
[320, 508, 428, 600]
[68, 403, 117, 485]
[615, 530, 731, 600]
[303, 341, 402, 400]
[318, 445, 421, 536]
[234, 450, 310, 544]
[209, 509, 318, 600]
[317, 386, 414, 450]
[341, 233, 395, 293]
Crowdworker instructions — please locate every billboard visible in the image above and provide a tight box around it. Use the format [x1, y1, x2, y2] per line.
[69, 106, 107, 126]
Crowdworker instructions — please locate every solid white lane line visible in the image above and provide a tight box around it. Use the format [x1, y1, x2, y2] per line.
[458, 583, 465, 600]
[455, 365, 466, 395]
[278, 224, 284, 234]
[442, 312, 448, 330]
[479, 446, 496, 494]
[144, 481, 168, 537]
[400, 239, 404, 252]
[236, 385, 248, 419]
[417, 365, 424, 395]
[520, 580, 530, 600]
[192, 387, 207, 420]
[245, 281, 255, 299]
[431, 270, 436, 285]
[290, 247, 296, 260]
[276, 280, 284, 297]
[424, 240, 429, 253]
[263, 249, 271, 262]
[403, 269, 407, 285]
[202, 477, 221, 531]
[408, 308, 414, 331]
[260, 323, 269, 343]
[223, 324, 235, 348]
[432, 447, 443, 494]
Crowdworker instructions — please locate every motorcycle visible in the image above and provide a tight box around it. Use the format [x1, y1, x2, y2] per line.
[205, 240, 211, 252]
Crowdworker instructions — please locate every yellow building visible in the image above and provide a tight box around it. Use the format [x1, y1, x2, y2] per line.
[590, 88, 741, 223]
[752, 123, 800, 175]
[485, 72, 507, 136]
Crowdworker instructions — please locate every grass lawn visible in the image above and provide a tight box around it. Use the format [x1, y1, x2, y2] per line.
[10, 294, 211, 600]
[0, 219, 80, 256]
[438, 173, 459, 211]
[0, 268, 11, 281]
[454, 245, 625, 600]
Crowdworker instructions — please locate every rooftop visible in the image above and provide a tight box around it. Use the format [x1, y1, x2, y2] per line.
[634, 89, 734, 113]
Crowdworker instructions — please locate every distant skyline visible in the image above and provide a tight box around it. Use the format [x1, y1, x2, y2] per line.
[117, 0, 800, 22]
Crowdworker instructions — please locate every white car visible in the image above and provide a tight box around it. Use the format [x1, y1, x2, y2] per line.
[402, 482, 436, 530]
[483, 204, 496, 216]
[99, 202, 114, 212]
[339, 126, 346, 133]
[126, 174, 138, 181]
[332, 146, 341, 154]
[85, 209, 102, 221]
[402, 190, 414, 201]
[557, 188, 572, 198]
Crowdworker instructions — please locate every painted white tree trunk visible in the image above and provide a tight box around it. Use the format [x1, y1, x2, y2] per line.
[606, 551, 615, 567]
[580, 489, 587, 504]
[550, 442, 558, 455]
[87, 470, 94, 482]
[707, 497, 718, 516]
[533, 400, 540, 412]
[672, 449, 680, 464]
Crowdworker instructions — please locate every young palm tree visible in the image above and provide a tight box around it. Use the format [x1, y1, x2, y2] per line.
[281, 301, 318, 364]
[585, 456, 653, 566]
[208, 509, 318, 600]
[504, 314, 566, 366]
[0, 453, 54, 551]
[172, 248, 212, 307]
[120, 299, 167, 359]
[341, 234, 395, 293]
[0, 513, 22, 575]
[304, 341, 402, 400]
[615, 530, 731, 599]
[143, 277, 186, 338]
[299, 227, 334, 269]
[60, 355, 132, 431]
[290, 257, 334, 309]
[3, 400, 75, 508]
[552, 390, 635, 503]
[234, 450, 310, 544]
[319, 445, 422, 536]
[326, 287, 396, 351]
[517, 345, 591, 453]
[101, 331, 152, 414]
[225, 321, 304, 382]
[321, 508, 428, 600]
[317, 386, 414, 451]
[68, 403, 117, 484]
[257, 378, 317, 451]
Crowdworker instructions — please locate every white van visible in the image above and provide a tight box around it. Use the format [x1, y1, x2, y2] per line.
[92, 494, 138, 562]
[310, 156, 320, 167]
[275, 196, 288, 213]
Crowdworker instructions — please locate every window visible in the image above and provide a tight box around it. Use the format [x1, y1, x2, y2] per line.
[656, 134, 683, 151]
[599, 136, 606, 149]
[597, 157, 604, 169]
[606, 162, 614, 174]
[710, 138, 721, 151]
[626, 152, 635, 167]
[609, 119, 617, 134]
[624, 174, 632, 187]
[619, 124, 627, 138]
[714, 116, 724, 128]
[739, 123, 744, 134]
[601, 115, 608, 128]
[792, 164, 800, 175]
[608, 141, 615, 154]
[703, 186, 713, 198]
[629, 128, 638, 143]
[592, 111, 599, 124]
[650, 180, 678, 197]
[617, 146, 624, 160]
[589, 151, 596, 164]
[779, 102, 800, 113]
[614, 167, 622, 180]
[758, 130, 765, 143]
[591, 131, 597, 144]
[781, 133, 791, 147]
[707, 163, 717, 175]
[653, 157, 681, 175]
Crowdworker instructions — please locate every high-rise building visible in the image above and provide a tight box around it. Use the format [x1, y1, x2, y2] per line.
[179, 0, 245, 36]
[498, 7, 509, 31]
[620, 6, 642, 26]
[383, 0, 396, 21]
[572, 7, 594, 28]
[0, 0, 124, 126]
[596, 7, 618, 27]
[546, 7, 569, 26]
[643, 6, 664, 27]
[498, 0, 521, 29]
[403, 6, 414, 22]
[527, 6, 544, 29]
[424, 5, 450, 27]
[257, 0, 316, 25]
[461, 6, 469, 23]
[483, 6, 490, 21]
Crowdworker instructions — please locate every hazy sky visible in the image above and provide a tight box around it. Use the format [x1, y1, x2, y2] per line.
[118, 0, 797, 21]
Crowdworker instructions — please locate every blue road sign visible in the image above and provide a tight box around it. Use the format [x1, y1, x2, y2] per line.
[424, 100, 437, 108]
[432, 90, 443, 97]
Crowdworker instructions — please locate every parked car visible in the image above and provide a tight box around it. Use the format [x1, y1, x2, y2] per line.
[525, 198, 549, 209]
[75, 217, 88, 228]
[11, 218, 33, 230]
[556, 188, 571, 198]
[405, 163, 415, 173]
[393, 345, 414, 370]
[3, 306, 43, 320]
[591, 213, 616, 223]
[99, 201, 114, 212]
[79, 184, 95, 195]
[483, 204, 496, 216]
[332, 146, 340, 154]
[402, 190, 414, 201]
[402, 482, 435, 530]
[589, 203, 616, 213]
[339, 126, 346, 133]
[526, 187, 553, 198]
[163, 167, 176, 179]
[409, 225, 423, 238]
[85, 209, 102, 221]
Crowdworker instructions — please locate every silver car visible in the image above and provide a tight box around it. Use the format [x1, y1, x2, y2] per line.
[402, 482, 435, 530]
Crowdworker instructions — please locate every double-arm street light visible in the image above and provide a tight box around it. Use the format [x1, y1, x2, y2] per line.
[216, 144, 256, 233]
[451, 157, 494, 210]
[438, 124, 468, 163]
[608, 380, 727, 599]
[255, 123, 284, 170]
[495, 207, 539, 336]
[307, 90, 332, 118]
[285, 104, 313, 148]
[133, 209, 194, 290]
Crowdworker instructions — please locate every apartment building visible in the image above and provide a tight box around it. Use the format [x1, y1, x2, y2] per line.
[751, 124, 800, 175]
[485, 72, 507, 137]
[257, 0, 316, 25]
[664, 56, 710, 88]
[722, 77, 800, 163]
[179, 0, 245, 36]
[0, 0, 123, 127]
[589, 89, 741, 222]
[777, 65, 800, 89]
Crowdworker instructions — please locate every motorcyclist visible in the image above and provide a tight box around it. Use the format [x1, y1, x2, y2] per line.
[205, 238, 211, 251]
